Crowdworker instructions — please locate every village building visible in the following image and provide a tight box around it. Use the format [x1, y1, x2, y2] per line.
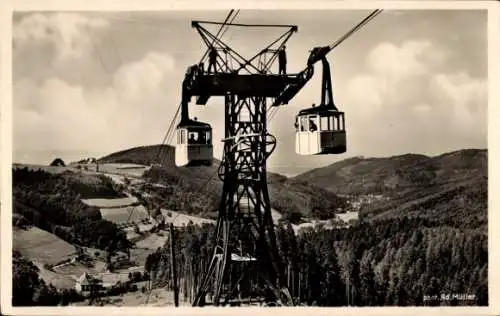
[75, 270, 143, 295]
[74, 272, 102, 296]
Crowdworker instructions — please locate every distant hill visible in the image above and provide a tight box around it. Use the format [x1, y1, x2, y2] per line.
[99, 146, 488, 227]
[98, 145, 346, 221]
[292, 149, 487, 228]
[293, 149, 486, 194]
[99, 145, 177, 167]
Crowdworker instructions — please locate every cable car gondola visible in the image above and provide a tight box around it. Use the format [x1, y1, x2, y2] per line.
[294, 53, 346, 155]
[295, 104, 346, 155]
[175, 117, 213, 167]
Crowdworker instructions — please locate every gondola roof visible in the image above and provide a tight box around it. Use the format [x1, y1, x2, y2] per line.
[297, 104, 343, 116]
[176, 118, 212, 129]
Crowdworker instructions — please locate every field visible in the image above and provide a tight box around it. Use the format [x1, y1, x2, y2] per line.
[81, 194, 150, 226]
[101, 173, 144, 186]
[53, 260, 107, 276]
[13, 226, 76, 266]
[81, 196, 139, 208]
[13, 162, 149, 185]
[129, 247, 154, 268]
[34, 263, 77, 289]
[135, 232, 169, 250]
[13, 163, 76, 174]
[129, 231, 170, 265]
[94, 163, 151, 178]
[72, 287, 190, 306]
[270, 209, 282, 224]
[99, 271, 133, 287]
[100, 206, 150, 225]
[337, 211, 359, 222]
[160, 209, 216, 227]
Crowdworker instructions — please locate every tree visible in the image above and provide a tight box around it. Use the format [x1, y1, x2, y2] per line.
[359, 264, 378, 306]
[106, 249, 112, 265]
[320, 248, 345, 306]
[12, 252, 42, 306]
[283, 210, 303, 224]
[88, 277, 103, 305]
[50, 158, 65, 167]
[426, 277, 441, 306]
[97, 236, 105, 249]
[117, 240, 124, 253]
[475, 283, 488, 306]
[60, 289, 71, 306]
[12, 252, 61, 306]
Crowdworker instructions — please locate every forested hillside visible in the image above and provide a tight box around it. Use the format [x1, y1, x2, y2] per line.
[294, 149, 486, 195]
[100, 145, 347, 221]
[294, 149, 487, 228]
[144, 217, 487, 306]
[138, 148, 488, 306]
[12, 167, 131, 253]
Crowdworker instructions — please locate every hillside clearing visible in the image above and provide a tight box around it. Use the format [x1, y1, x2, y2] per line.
[71, 287, 190, 306]
[34, 263, 77, 289]
[52, 260, 107, 277]
[129, 248, 154, 267]
[135, 232, 169, 250]
[337, 211, 359, 222]
[13, 163, 76, 174]
[96, 163, 151, 178]
[100, 205, 150, 224]
[160, 209, 215, 227]
[13, 226, 76, 266]
[82, 196, 138, 208]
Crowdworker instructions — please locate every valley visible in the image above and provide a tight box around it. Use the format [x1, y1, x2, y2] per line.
[11, 146, 488, 306]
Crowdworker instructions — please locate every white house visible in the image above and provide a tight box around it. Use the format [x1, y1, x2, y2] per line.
[75, 272, 102, 296]
[75, 271, 132, 294]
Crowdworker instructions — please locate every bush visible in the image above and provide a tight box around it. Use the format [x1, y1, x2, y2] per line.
[311, 207, 337, 220]
[129, 284, 138, 292]
[282, 210, 303, 224]
[13, 213, 29, 228]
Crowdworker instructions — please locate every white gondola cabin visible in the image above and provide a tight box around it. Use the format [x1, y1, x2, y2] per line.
[295, 105, 346, 155]
[175, 119, 213, 167]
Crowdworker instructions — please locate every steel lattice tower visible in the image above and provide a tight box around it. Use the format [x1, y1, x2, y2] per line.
[176, 10, 383, 306]
[181, 20, 303, 306]
[192, 95, 288, 306]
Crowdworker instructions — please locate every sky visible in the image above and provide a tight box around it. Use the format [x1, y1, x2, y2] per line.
[11, 9, 487, 176]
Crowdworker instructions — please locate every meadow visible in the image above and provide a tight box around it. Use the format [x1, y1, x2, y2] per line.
[13, 226, 76, 266]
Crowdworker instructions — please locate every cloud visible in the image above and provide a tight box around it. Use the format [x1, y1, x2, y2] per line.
[343, 74, 383, 120]
[367, 41, 433, 80]
[14, 51, 178, 153]
[429, 71, 487, 134]
[13, 13, 110, 62]
[113, 52, 176, 106]
[12, 11, 487, 171]
[341, 39, 487, 155]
